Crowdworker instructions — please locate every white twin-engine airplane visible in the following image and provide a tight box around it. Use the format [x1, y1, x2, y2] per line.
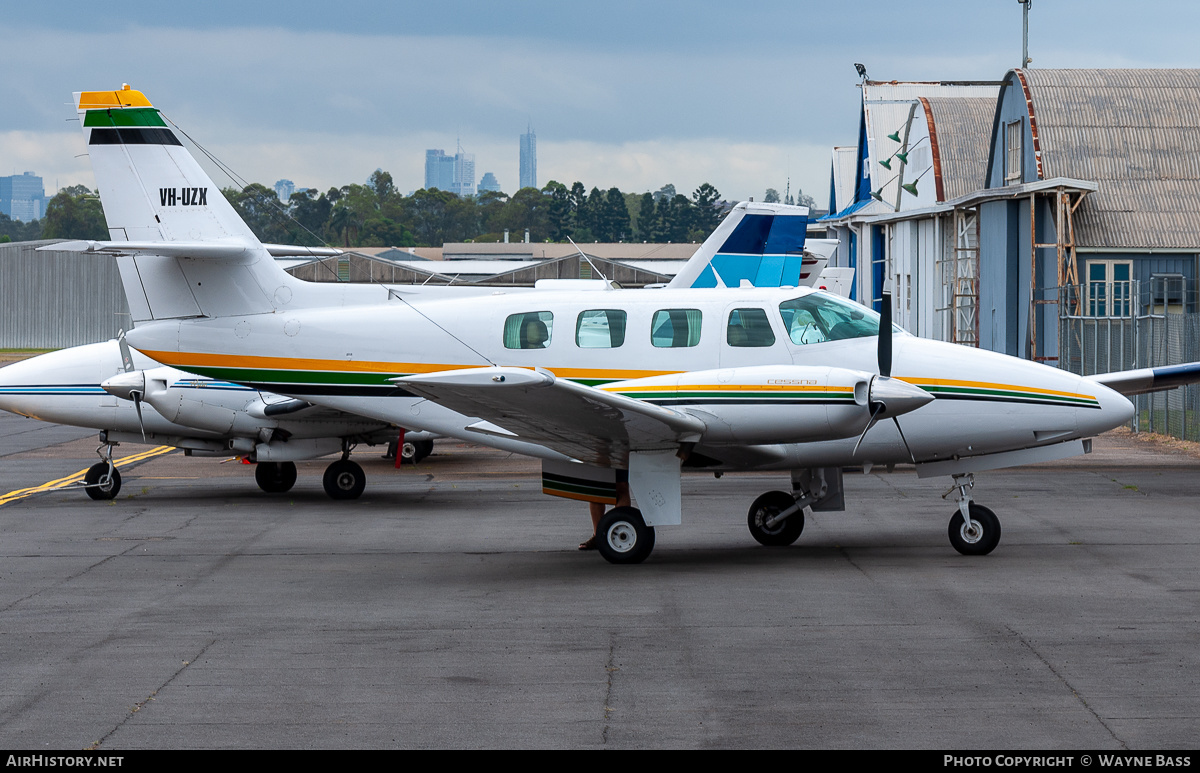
[0, 336, 422, 499]
[43, 85, 1200, 563]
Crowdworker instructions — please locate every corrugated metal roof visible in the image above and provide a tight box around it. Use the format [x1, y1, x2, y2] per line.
[921, 97, 996, 201]
[862, 81, 1000, 209]
[1021, 69, 1200, 248]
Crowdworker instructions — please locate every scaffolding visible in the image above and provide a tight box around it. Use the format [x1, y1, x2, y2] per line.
[1030, 186, 1089, 361]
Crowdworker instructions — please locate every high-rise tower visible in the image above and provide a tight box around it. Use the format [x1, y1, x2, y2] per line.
[519, 124, 537, 190]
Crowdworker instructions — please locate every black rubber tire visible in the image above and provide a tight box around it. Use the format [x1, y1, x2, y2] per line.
[255, 461, 297, 493]
[400, 439, 434, 464]
[323, 459, 366, 500]
[747, 490, 805, 546]
[948, 503, 1001, 556]
[595, 507, 655, 565]
[84, 463, 121, 500]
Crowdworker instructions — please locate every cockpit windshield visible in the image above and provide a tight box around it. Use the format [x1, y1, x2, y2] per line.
[779, 293, 885, 346]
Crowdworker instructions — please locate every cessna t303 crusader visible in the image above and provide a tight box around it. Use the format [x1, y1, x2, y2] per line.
[49, 85, 1200, 563]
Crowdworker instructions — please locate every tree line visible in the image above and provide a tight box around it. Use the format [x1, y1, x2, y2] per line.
[0, 185, 108, 244]
[3, 173, 812, 248]
[226, 172, 728, 248]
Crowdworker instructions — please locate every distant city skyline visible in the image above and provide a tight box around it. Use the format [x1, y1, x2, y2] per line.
[477, 171, 500, 194]
[0, 172, 47, 222]
[2, 2, 1198, 204]
[274, 179, 294, 203]
[424, 146, 475, 198]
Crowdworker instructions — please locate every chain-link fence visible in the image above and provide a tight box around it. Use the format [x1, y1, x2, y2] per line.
[1054, 280, 1200, 441]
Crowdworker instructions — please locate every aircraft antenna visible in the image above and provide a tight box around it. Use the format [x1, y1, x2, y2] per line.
[162, 114, 355, 287]
[567, 236, 610, 284]
[390, 294, 497, 367]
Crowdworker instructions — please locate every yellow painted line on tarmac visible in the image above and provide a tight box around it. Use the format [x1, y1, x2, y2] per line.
[0, 446, 175, 506]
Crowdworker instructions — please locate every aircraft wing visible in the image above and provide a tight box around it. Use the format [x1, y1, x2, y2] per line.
[394, 367, 706, 466]
[1089, 362, 1200, 396]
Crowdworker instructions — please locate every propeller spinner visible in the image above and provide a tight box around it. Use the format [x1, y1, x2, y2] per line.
[852, 292, 933, 460]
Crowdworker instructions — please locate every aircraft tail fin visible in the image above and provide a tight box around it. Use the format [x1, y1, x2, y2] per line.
[74, 86, 282, 320]
[667, 202, 819, 289]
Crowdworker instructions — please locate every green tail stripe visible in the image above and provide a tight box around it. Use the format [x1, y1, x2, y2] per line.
[84, 108, 168, 128]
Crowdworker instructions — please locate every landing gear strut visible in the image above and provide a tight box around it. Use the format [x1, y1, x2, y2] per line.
[747, 491, 805, 546]
[323, 441, 365, 500]
[84, 444, 121, 500]
[943, 473, 1001, 555]
[744, 469, 837, 547]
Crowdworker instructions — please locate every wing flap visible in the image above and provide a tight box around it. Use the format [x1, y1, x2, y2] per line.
[394, 367, 706, 466]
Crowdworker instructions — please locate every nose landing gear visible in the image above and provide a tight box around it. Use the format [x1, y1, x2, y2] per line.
[84, 443, 121, 500]
[943, 474, 1001, 555]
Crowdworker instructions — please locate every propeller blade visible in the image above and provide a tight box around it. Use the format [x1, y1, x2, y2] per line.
[852, 402, 884, 457]
[878, 291, 893, 379]
[132, 391, 145, 441]
[892, 417, 916, 463]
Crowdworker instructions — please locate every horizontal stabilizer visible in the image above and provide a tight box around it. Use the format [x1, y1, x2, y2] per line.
[263, 244, 344, 258]
[42, 240, 259, 261]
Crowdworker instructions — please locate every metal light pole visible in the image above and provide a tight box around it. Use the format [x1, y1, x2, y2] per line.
[1018, 0, 1032, 68]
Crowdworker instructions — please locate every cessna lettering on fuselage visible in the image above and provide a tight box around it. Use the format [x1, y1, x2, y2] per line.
[159, 187, 207, 207]
[46, 85, 1200, 565]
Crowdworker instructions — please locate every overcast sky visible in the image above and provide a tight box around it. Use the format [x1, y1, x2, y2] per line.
[3, 1, 1198, 205]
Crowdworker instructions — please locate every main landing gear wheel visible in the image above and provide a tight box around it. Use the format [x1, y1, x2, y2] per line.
[255, 461, 297, 494]
[596, 507, 655, 565]
[948, 503, 1001, 556]
[84, 463, 121, 501]
[747, 490, 805, 547]
[323, 459, 366, 500]
[400, 439, 433, 464]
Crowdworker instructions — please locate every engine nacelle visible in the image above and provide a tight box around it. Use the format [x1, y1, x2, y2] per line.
[602, 365, 929, 446]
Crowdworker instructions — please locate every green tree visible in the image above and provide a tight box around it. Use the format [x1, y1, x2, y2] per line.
[634, 192, 656, 241]
[541, 181, 571, 241]
[41, 186, 107, 240]
[495, 187, 551, 242]
[763, 188, 781, 203]
[0, 212, 42, 242]
[690, 183, 722, 240]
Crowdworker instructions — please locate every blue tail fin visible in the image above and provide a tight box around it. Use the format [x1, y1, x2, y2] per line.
[668, 202, 816, 289]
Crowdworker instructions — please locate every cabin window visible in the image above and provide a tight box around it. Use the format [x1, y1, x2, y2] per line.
[576, 309, 627, 348]
[1004, 120, 1023, 185]
[726, 308, 776, 347]
[779, 293, 880, 345]
[503, 311, 554, 349]
[651, 309, 702, 348]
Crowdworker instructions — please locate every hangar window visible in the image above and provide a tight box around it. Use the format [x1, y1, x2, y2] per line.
[726, 308, 776, 347]
[503, 311, 554, 349]
[576, 309, 627, 348]
[651, 309, 702, 348]
[1087, 261, 1132, 317]
[1004, 120, 1023, 185]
